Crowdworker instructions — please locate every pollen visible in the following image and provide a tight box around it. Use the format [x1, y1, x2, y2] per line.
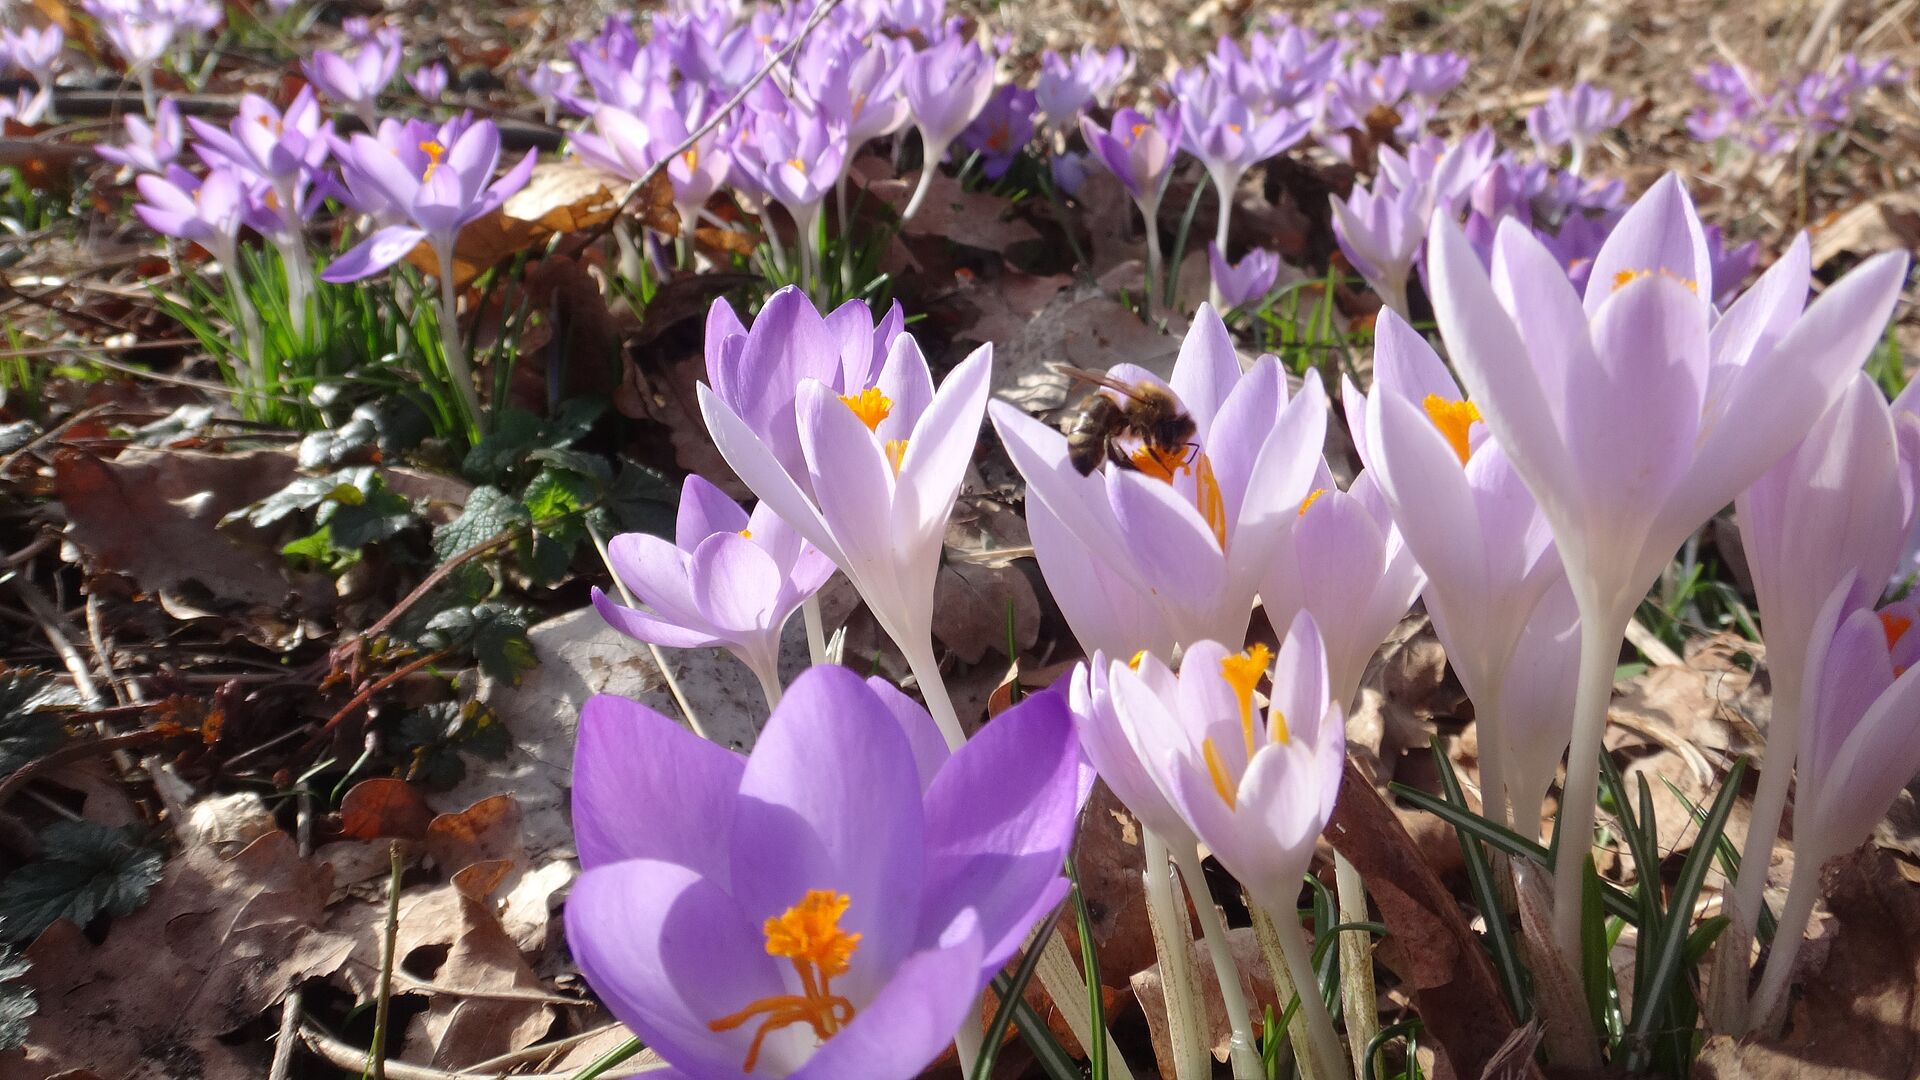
[709, 890, 861, 1072]
[1202, 738, 1238, 810]
[1128, 650, 1148, 671]
[1421, 394, 1481, 466]
[788, 157, 808, 174]
[1130, 122, 1148, 138]
[682, 147, 700, 169]
[419, 140, 447, 182]
[1298, 488, 1326, 516]
[739, 528, 753, 540]
[1220, 644, 1271, 759]
[1130, 444, 1190, 482]
[1881, 611, 1913, 650]
[839, 387, 892, 431]
[1612, 267, 1699, 294]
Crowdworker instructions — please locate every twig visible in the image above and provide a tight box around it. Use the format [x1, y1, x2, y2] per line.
[318, 647, 457, 740]
[455, 1023, 628, 1075]
[368, 841, 403, 1080]
[268, 790, 314, 1080]
[359, 533, 520, 645]
[0, 730, 174, 807]
[300, 1021, 665, 1079]
[577, 0, 845, 248]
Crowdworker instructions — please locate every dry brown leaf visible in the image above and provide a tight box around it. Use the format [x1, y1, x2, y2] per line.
[1809, 191, 1920, 269]
[405, 159, 625, 288]
[425, 793, 524, 901]
[54, 447, 315, 615]
[339, 776, 435, 840]
[987, 283, 1182, 415]
[871, 170, 1042, 252]
[22, 831, 356, 1079]
[1696, 848, 1920, 1079]
[1132, 925, 1280, 1070]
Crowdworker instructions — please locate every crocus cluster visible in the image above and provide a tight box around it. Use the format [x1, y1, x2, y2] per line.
[1688, 54, 1902, 157]
[81, 0, 221, 111]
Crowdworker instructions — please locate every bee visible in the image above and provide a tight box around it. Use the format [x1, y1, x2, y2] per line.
[1056, 366, 1198, 476]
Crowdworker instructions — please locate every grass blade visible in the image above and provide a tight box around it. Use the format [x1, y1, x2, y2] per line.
[567, 1037, 645, 1080]
[1429, 737, 1529, 1018]
[977, 909, 1076, 1080]
[1067, 855, 1106, 1080]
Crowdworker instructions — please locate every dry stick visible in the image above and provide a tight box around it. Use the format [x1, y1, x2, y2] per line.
[455, 1022, 628, 1075]
[586, 520, 710, 741]
[301, 1021, 666, 1080]
[269, 792, 315, 1080]
[368, 841, 403, 1080]
[320, 648, 459, 739]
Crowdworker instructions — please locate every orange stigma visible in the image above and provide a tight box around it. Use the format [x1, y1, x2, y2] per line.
[1881, 610, 1913, 651]
[709, 890, 861, 1072]
[1130, 444, 1190, 482]
[1421, 394, 1481, 466]
[419, 140, 446, 182]
[1612, 267, 1699, 294]
[839, 387, 892, 431]
[884, 439, 909, 475]
[1220, 644, 1272, 758]
[1196, 453, 1228, 551]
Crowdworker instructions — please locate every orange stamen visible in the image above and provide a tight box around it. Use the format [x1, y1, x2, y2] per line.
[1220, 644, 1272, 759]
[419, 140, 446, 182]
[709, 890, 861, 1072]
[1298, 488, 1326, 516]
[1196, 453, 1228, 551]
[839, 387, 892, 431]
[1421, 394, 1481, 466]
[1881, 611, 1913, 650]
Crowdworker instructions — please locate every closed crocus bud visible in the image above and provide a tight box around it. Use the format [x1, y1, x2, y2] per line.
[1208, 243, 1281, 309]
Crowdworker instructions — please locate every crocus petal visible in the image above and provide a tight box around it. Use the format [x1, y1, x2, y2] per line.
[899, 346, 991, 538]
[789, 914, 986, 1080]
[320, 224, 427, 283]
[607, 533, 709, 627]
[729, 666, 926, 1001]
[591, 587, 724, 650]
[572, 693, 745, 876]
[864, 675, 950, 791]
[1030, 498, 1174, 660]
[676, 473, 751, 548]
[1109, 470, 1230, 643]
[918, 689, 1078, 970]
[1169, 303, 1242, 440]
[698, 383, 842, 565]
[1583, 173, 1710, 316]
[690, 532, 783, 635]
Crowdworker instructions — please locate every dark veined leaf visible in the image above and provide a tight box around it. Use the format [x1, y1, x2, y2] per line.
[0, 668, 68, 783]
[0, 822, 164, 943]
[224, 466, 378, 529]
[421, 601, 538, 684]
[431, 485, 530, 560]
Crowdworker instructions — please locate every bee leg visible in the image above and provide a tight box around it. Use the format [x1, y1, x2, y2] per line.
[1107, 443, 1138, 471]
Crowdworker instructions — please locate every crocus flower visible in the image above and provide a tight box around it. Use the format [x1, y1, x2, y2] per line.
[135, 165, 266, 393]
[303, 27, 402, 128]
[1425, 172, 1910, 959]
[1260, 466, 1425, 711]
[83, 0, 176, 110]
[593, 474, 835, 710]
[1104, 617, 1349, 1078]
[1747, 581, 1920, 1028]
[407, 62, 449, 102]
[1497, 579, 1581, 835]
[991, 306, 1327, 658]
[958, 84, 1036, 182]
[1720, 372, 1913, 995]
[1396, 49, 1468, 133]
[524, 62, 580, 125]
[96, 96, 182, 174]
[1704, 223, 1758, 306]
[1216, 26, 1338, 112]
[1033, 45, 1132, 133]
[1080, 107, 1182, 299]
[1351, 310, 1564, 823]
[734, 103, 848, 285]
[323, 116, 536, 425]
[1526, 83, 1629, 175]
[1175, 72, 1313, 306]
[803, 35, 911, 147]
[900, 34, 996, 219]
[698, 298, 992, 749]
[1, 24, 61, 120]
[1207, 244, 1280, 309]
[1330, 175, 1423, 316]
[565, 665, 1081, 1078]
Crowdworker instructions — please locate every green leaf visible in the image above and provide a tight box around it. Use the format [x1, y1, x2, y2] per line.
[976, 909, 1076, 1080]
[0, 822, 163, 942]
[226, 466, 378, 528]
[1430, 737, 1528, 1019]
[431, 486, 530, 560]
[528, 447, 613, 485]
[462, 408, 546, 484]
[321, 486, 416, 549]
[421, 602, 537, 684]
[0, 669, 68, 782]
[0, 945, 34, 1051]
[523, 466, 597, 523]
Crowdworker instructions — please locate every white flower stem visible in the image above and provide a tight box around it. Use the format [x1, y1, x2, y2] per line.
[1172, 846, 1263, 1080]
[433, 247, 485, 436]
[1475, 685, 1513, 829]
[1209, 176, 1234, 312]
[1745, 840, 1825, 1033]
[1143, 832, 1211, 1080]
[901, 636, 965, 750]
[1333, 854, 1378, 1080]
[953, 993, 984, 1077]
[1265, 899, 1351, 1080]
[1140, 195, 1163, 322]
[801, 595, 829, 665]
[218, 257, 267, 411]
[750, 655, 783, 715]
[1715, 666, 1803, 1030]
[1551, 592, 1632, 966]
[902, 134, 948, 221]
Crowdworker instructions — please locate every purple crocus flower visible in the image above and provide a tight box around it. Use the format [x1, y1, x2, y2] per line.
[83, 0, 176, 110]
[1049, 150, 1090, 197]
[1719, 371, 1914, 1007]
[802, 35, 911, 147]
[523, 62, 580, 125]
[135, 165, 266, 392]
[323, 116, 535, 424]
[958, 84, 1036, 181]
[1207, 243, 1280, 309]
[1526, 83, 1629, 175]
[97, 95, 183, 174]
[594, 474, 834, 709]
[900, 34, 996, 219]
[1747, 580, 1920, 1028]
[1174, 71, 1313, 306]
[1080, 107, 1182, 296]
[735, 103, 848, 282]
[565, 666, 1081, 1078]
[1425, 172, 1911, 959]
[407, 62, 449, 102]
[1216, 26, 1337, 112]
[1, 24, 62, 119]
[1330, 175, 1424, 316]
[699, 293, 991, 749]
[1703, 223, 1758, 305]
[991, 307, 1328, 658]
[1033, 45, 1133, 132]
[1396, 49, 1468, 133]
[303, 26, 402, 127]
[1102, 617, 1348, 1076]
[1350, 310, 1566, 825]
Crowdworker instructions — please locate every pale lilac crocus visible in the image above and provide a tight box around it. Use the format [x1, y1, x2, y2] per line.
[1351, 310, 1565, 825]
[135, 166, 266, 396]
[1033, 45, 1132, 134]
[900, 34, 996, 219]
[594, 474, 834, 710]
[565, 666, 1080, 1078]
[1718, 372, 1913, 1024]
[736, 105, 848, 292]
[1425, 172, 1910, 959]
[698, 298, 991, 750]
[407, 62, 449, 102]
[1175, 73, 1313, 307]
[1, 25, 62, 121]
[303, 26, 402, 129]
[1105, 617, 1350, 1080]
[83, 0, 175, 111]
[322, 116, 536, 427]
[97, 96, 182, 174]
[1526, 83, 1629, 175]
[1747, 580, 1920, 1029]
[1396, 50, 1468, 134]
[1330, 175, 1423, 316]
[992, 306, 1327, 658]
[1080, 107, 1182, 306]
[1208, 244, 1280, 309]
[524, 62, 579, 125]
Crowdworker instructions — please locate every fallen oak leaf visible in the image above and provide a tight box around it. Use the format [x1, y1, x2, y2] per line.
[338, 777, 435, 842]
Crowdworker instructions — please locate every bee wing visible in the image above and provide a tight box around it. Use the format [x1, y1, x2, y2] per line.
[1052, 364, 1152, 402]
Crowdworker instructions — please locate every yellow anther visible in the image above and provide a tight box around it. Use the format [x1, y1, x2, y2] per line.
[1298, 488, 1326, 516]
[419, 140, 446, 182]
[1420, 394, 1481, 466]
[739, 528, 753, 540]
[1202, 737, 1238, 810]
[1127, 650, 1149, 671]
[709, 890, 861, 1073]
[1220, 644, 1272, 759]
[884, 438, 909, 476]
[1196, 453, 1227, 552]
[839, 387, 892, 431]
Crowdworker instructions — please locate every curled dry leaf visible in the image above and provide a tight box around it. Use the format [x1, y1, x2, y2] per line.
[338, 776, 435, 841]
[407, 158, 626, 288]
